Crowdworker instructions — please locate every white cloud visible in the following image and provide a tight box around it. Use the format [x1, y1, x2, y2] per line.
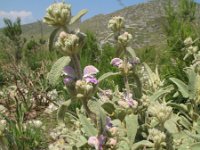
[0, 10, 32, 19]
[0, 10, 33, 27]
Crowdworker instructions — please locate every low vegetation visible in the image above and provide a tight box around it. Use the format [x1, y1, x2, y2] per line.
[0, 0, 200, 149]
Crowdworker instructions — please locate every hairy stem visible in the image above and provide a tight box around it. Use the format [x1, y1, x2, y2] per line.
[81, 98, 96, 123]
[123, 52, 131, 97]
[71, 54, 82, 79]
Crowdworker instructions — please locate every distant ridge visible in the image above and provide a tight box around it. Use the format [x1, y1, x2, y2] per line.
[3, 0, 200, 50]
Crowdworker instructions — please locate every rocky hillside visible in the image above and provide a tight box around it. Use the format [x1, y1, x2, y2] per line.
[5, 0, 200, 50]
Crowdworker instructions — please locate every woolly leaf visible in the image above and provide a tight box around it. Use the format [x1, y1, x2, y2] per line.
[132, 140, 154, 149]
[98, 72, 120, 83]
[70, 9, 88, 25]
[125, 114, 138, 144]
[57, 100, 71, 124]
[126, 47, 137, 58]
[190, 142, 200, 150]
[168, 102, 188, 113]
[76, 136, 87, 148]
[179, 116, 192, 130]
[149, 85, 174, 101]
[47, 56, 71, 86]
[118, 140, 130, 150]
[143, 63, 156, 85]
[164, 116, 179, 134]
[186, 68, 198, 99]
[170, 77, 189, 98]
[132, 72, 142, 98]
[184, 130, 200, 141]
[101, 102, 115, 115]
[78, 113, 98, 137]
[88, 100, 107, 134]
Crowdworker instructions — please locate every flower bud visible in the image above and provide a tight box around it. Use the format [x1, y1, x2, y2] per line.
[43, 2, 71, 27]
[118, 32, 132, 47]
[75, 80, 94, 98]
[108, 16, 125, 32]
[184, 37, 193, 46]
[148, 128, 166, 146]
[148, 102, 172, 123]
[141, 95, 150, 107]
[56, 32, 80, 55]
[192, 46, 198, 53]
[107, 138, 117, 148]
[118, 100, 129, 108]
[110, 58, 123, 67]
[109, 127, 118, 136]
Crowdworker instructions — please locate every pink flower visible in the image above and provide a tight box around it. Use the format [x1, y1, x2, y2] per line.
[63, 65, 99, 85]
[88, 135, 105, 150]
[110, 58, 123, 67]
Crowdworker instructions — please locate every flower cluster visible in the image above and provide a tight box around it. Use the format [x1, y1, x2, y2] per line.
[63, 65, 99, 98]
[88, 135, 106, 150]
[47, 89, 58, 100]
[183, 37, 199, 60]
[88, 117, 118, 150]
[148, 102, 172, 123]
[117, 92, 138, 109]
[148, 128, 166, 147]
[111, 57, 140, 74]
[55, 31, 84, 55]
[108, 16, 125, 32]
[43, 2, 71, 26]
[97, 89, 113, 102]
[140, 94, 150, 108]
[117, 32, 132, 47]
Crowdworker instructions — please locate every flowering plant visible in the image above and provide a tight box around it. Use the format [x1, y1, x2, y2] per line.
[44, 1, 200, 150]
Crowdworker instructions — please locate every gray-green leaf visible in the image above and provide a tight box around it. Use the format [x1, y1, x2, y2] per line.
[47, 56, 71, 86]
[149, 85, 174, 101]
[78, 113, 98, 137]
[70, 9, 88, 25]
[170, 77, 189, 98]
[126, 47, 137, 58]
[101, 102, 115, 115]
[98, 72, 120, 83]
[57, 100, 71, 124]
[125, 114, 138, 144]
[190, 142, 200, 150]
[132, 140, 154, 150]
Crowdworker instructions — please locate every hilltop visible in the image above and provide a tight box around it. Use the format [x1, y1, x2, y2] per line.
[3, 0, 200, 50]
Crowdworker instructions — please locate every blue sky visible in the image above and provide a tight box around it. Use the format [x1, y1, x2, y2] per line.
[0, 0, 200, 27]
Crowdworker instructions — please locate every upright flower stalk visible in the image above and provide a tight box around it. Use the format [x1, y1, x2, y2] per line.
[44, 2, 99, 121]
[109, 17, 140, 102]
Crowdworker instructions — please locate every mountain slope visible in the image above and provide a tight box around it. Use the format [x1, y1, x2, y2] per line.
[6, 0, 200, 50]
